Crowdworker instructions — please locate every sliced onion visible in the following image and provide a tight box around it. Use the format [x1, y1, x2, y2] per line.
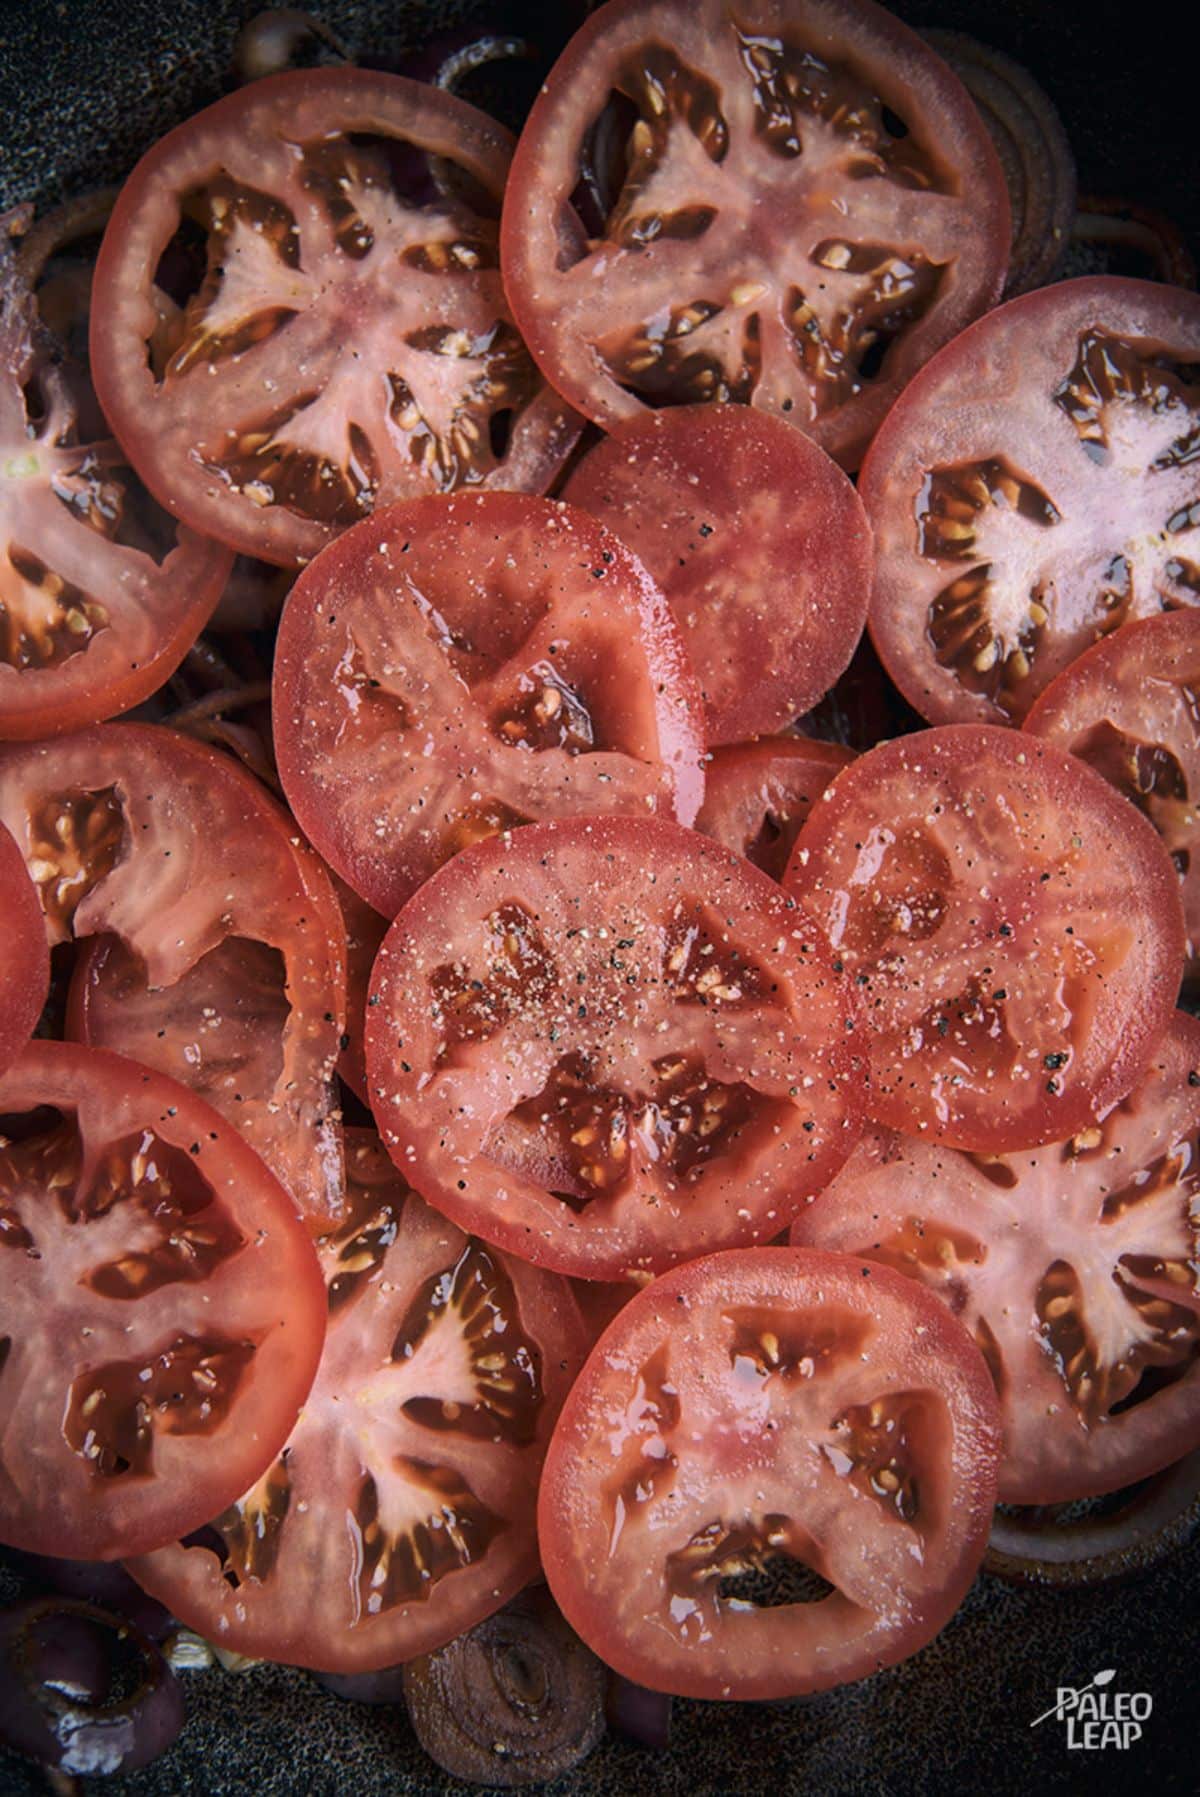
[924, 30, 1076, 297]
[13, 1555, 173, 1644]
[387, 31, 534, 94]
[0, 1599, 183, 1777]
[987, 1449, 1200, 1587]
[232, 9, 351, 83]
[606, 1674, 672, 1749]
[402, 1590, 606, 1787]
[1072, 197, 1197, 289]
[314, 1664, 408, 1706]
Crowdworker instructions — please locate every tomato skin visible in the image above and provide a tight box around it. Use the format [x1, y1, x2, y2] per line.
[562, 406, 872, 744]
[90, 69, 580, 569]
[539, 1245, 1001, 1700]
[0, 1040, 326, 1562]
[785, 723, 1186, 1152]
[861, 277, 1200, 727]
[501, 0, 1009, 468]
[0, 723, 347, 1230]
[273, 492, 706, 918]
[366, 815, 864, 1281]
[1024, 609, 1200, 987]
[126, 1129, 589, 1673]
[0, 820, 48, 1078]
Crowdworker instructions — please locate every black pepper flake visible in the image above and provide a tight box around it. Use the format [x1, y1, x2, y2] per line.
[1190, 1071, 1200, 1087]
[457, 1180, 467, 1190]
[936, 1017, 950, 1037]
[802, 1120, 815, 1132]
[993, 988, 1007, 1002]
[698, 522, 713, 537]
[1046, 1078, 1060, 1095]
[189, 1142, 201, 1155]
[999, 923, 1012, 937]
[1044, 1052, 1067, 1070]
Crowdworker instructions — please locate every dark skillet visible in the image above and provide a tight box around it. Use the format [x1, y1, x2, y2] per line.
[1, 1, 1199, 1791]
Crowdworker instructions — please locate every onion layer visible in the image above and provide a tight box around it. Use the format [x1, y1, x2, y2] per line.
[987, 1450, 1200, 1587]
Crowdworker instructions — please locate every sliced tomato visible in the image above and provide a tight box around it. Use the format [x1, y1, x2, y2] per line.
[90, 68, 580, 569]
[561, 407, 872, 742]
[0, 821, 47, 1077]
[501, 0, 1009, 469]
[274, 493, 705, 918]
[539, 1246, 1001, 1700]
[791, 1014, 1200, 1504]
[798, 633, 925, 750]
[0, 725, 346, 1230]
[861, 277, 1200, 726]
[329, 872, 388, 1103]
[365, 816, 863, 1281]
[0, 222, 230, 739]
[1025, 610, 1200, 986]
[125, 1128, 587, 1672]
[784, 724, 1185, 1151]
[696, 736, 853, 879]
[0, 1040, 325, 1561]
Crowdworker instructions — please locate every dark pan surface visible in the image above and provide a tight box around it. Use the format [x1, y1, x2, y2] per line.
[1, 0, 1199, 1791]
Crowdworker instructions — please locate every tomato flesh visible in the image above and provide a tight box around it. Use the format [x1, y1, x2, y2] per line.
[1025, 609, 1200, 988]
[862, 277, 1200, 725]
[785, 724, 1186, 1151]
[274, 493, 706, 918]
[562, 406, 872, 743]
[792, 1014, 1200, 1504]
[366, 816, 863, 1281]
[89, 69, 580, 568]
[538, 1246, 1001, 1700]
[0, 1041, 325, 1561]
[126, 1128, 587, 1671]
[0, 725, 347, 1230]
[0, 820, 48, 1078]
[696, 736, 853, 879]
[501, 0, 1009, 468]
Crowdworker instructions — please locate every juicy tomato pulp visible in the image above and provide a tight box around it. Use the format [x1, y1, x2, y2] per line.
[785, 725, 1185, 1152]
[793, 1014, 1200, 1504]
[0, 725, 347, 1230]
[562, 407, 872, 743]
[501, 0, 1009, 468]
[89, 69, 580, 569]
[365, 817, 863, 1281]
[273, 492, 705, 918]
[862, 277, 1200, 725]
[1025, 609, 1200, 987]
[0, 820, 48, 1077]
[696, 736, 854, 880]
[0, 224, 230, 738]
[0, 1041, 325, 1560]
[539, 1247, 1001, 1700]
[126, 1129, 587, 1672]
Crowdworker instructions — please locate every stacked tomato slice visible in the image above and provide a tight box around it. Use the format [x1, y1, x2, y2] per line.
[1, 0, 1198, 1753]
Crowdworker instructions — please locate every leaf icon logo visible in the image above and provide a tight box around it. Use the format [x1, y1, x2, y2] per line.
[1094, 1670, 1117, 1687]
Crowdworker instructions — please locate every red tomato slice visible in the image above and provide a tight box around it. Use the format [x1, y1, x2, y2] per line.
[539, 1246, 1001, 1700]
[500, 0, 1009, 469]
[273, 493, 706, 918]
[0, 725, 346, 1230]
[365, 816, 864, 1281]
[784, 724, 1185, 1151]
[861, 277, 1200, 725]
[561, 407, 872, 743]
[696, 736, 854, 879]
[1025, 610, 1200, 987]
[0, 1040, 325, 1561]
[791, 1014, 1200, 1504]
[90, 69, 580, 569]
[126, 1128, 587, 1672]
[0, 226, 230, 738]
[0, 821, 48, 1077]
[329, 872, 388, 1104]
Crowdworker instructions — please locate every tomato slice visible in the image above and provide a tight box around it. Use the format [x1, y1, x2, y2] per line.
[861, 277, 1200, 725]
[329, 871, 388, 1104]
[273, 493, 706, 918]
[0, 821, 48, 1078]
[125, 1128, 587, 1672]
[784, 724, 1185, 1151]
[0, 725, 347, 1230]
[1025, 610, 1200, 987]
[365, 816, 863, 1281]
[695, 736, 853, 879]
[500, 0, 1009, 469]
[791, 1014, 1200, 1504]
[90, 68, 580, 569]
[561, 406, 872, 743]
[539, 1246, 1001, 1700]
[0, 225, 230, 739]
[0, 1040, 325, 1561]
